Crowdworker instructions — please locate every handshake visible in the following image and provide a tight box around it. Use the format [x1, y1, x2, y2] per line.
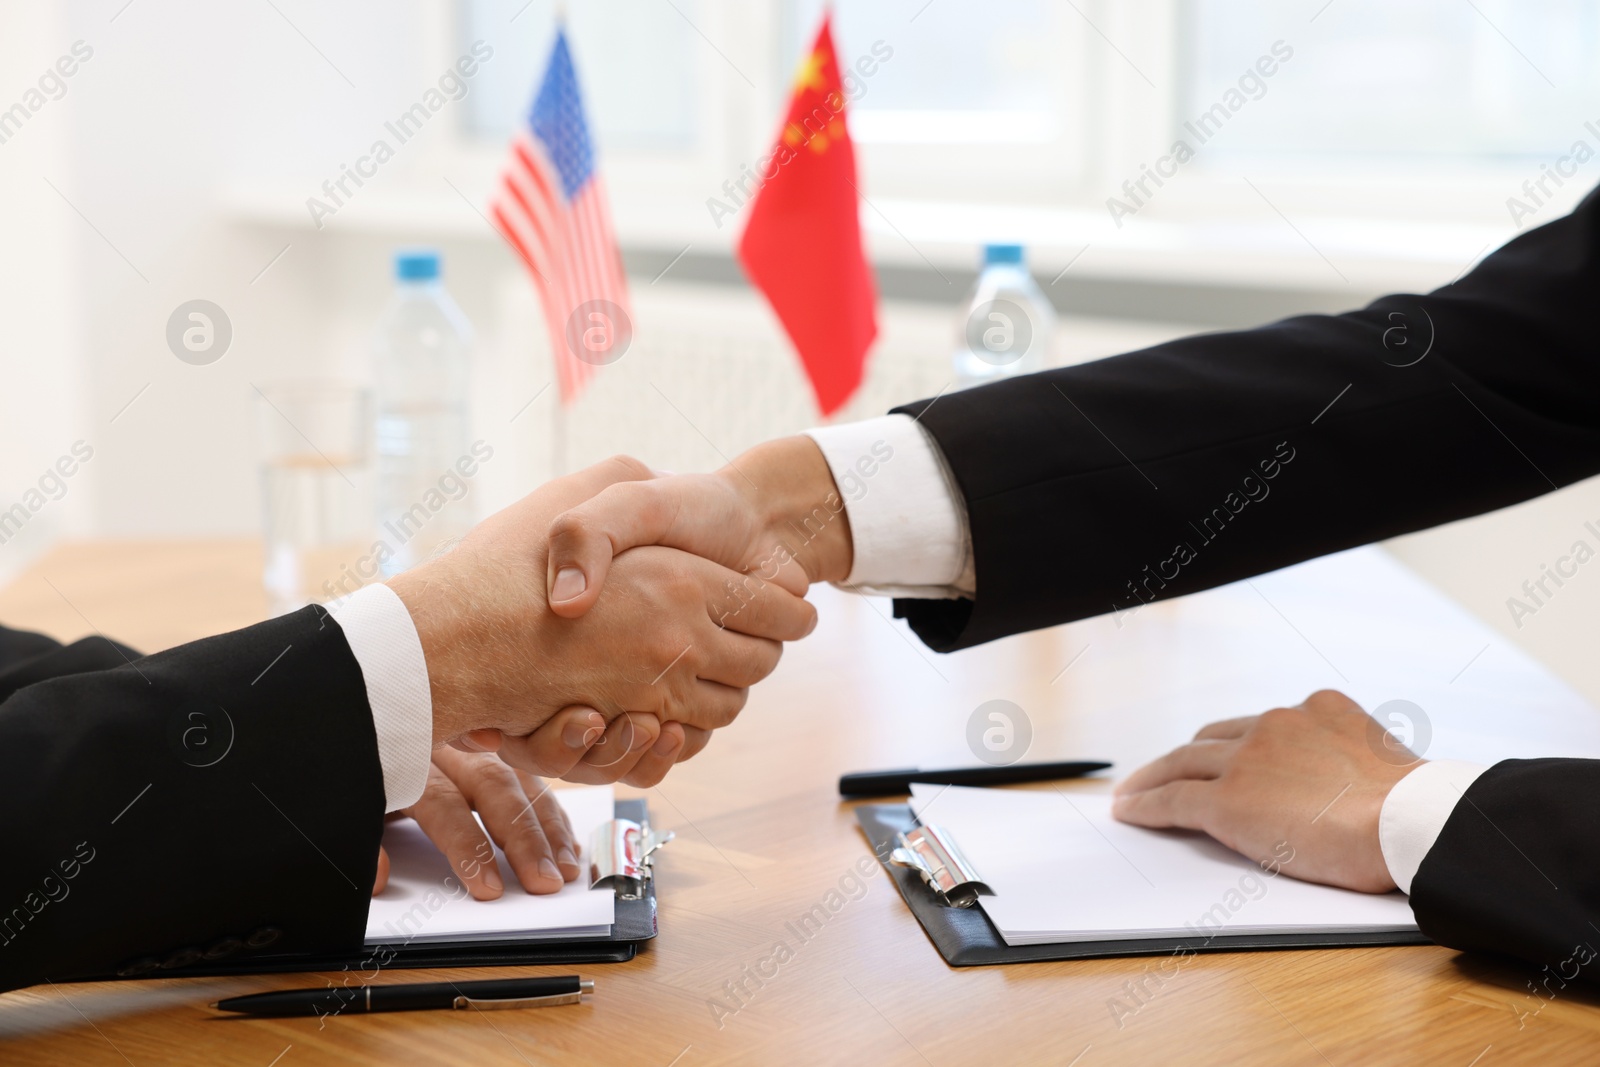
[373, 435, 850, 897]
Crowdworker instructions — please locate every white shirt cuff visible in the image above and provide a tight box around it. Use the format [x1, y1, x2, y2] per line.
[1378, 759, 1490, 895]
[330, 583, 433, 812]
[804, 414, 975, 599]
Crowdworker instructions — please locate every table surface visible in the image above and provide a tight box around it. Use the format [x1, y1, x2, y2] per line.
[3, 540, 1600, 1066]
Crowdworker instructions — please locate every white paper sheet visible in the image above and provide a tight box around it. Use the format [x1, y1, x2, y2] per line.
[365, 784, 616, 945]
[909, 784, 1417, 946]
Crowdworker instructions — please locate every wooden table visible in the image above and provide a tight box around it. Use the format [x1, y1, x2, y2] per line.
[3, 540, 1600, 1066]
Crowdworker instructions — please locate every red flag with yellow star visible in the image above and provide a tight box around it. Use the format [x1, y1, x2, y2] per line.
[738, 15, 878, 416]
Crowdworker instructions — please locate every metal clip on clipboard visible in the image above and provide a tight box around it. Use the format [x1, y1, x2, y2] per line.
[588, 817, 675, 900]
[889, 824, 991, 908]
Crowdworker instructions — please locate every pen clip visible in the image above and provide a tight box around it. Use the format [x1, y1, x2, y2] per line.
[889, 824, 990, 908]
[453, 980, 594, 1010]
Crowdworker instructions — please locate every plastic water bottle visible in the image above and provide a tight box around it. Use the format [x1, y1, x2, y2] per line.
[372, 249, 473, 577]
[953, 244, 1057, 388]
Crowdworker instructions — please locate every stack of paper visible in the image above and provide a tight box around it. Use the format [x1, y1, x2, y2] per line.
[909, 784, 1416, 946]
[366, 785, 616, 945]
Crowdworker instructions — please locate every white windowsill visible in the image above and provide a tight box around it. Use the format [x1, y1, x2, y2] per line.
[222, 181, 1516, 297]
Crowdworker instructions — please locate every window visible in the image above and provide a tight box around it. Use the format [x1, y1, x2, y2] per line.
[787, 0, 1065, 142]
[443, 0, 1596, 254]
[784, 0, 1091, 200]
[458, 0, 699, 151]
[1183, 0, 1600, 163]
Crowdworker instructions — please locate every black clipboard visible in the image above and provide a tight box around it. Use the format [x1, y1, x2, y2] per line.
[94, 798, 660, 981]
[857, 802, 1431, 967]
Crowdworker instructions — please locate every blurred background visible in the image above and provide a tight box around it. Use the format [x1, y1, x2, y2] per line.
[4, 0, 1600, 696]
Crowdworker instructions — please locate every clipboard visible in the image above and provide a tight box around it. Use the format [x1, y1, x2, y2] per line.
[96, 798, 665, 981]
[857, 803, 1431, 967]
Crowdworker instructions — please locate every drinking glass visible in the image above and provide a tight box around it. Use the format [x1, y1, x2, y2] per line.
[253, 382, 373, 615]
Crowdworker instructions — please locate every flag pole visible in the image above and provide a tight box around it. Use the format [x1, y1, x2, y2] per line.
[550, 0, 567, 477]
[551, 391, 566, 477]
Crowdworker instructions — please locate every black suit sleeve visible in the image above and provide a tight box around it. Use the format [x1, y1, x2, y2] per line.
[0, 609, 386, 992]
[891, 184, 1600, 652]
[1409, 760, 1600, 983]
[0, 625, 141, 697]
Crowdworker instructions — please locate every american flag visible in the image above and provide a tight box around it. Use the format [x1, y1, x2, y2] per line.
[490, 28, 630, 405]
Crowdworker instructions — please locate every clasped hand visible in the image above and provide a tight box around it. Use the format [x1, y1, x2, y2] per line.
[387, 454, 820, 781]
[375, 448, 839, 896]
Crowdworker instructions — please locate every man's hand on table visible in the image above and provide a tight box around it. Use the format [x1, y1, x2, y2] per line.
[373, 747, 578, 899]
[1111, 689, 1419, 893]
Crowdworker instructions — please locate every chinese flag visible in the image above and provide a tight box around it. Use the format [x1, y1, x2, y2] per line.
[738, 16, 878, 417]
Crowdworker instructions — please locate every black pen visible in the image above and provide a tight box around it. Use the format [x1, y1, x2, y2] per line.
[211, 976, 593, 1016]
[838, 759, 1112, 797]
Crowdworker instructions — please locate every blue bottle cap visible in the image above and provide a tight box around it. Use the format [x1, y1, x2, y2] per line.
[394, 249, 441, 282]
[983, 244, 1024, 265]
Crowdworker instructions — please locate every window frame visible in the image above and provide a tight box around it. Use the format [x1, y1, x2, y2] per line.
[419, 0, 1574, 271]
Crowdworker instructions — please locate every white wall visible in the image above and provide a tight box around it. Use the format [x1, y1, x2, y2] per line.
[58, 1, 433, 538]
[0, 2, 92, 580]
